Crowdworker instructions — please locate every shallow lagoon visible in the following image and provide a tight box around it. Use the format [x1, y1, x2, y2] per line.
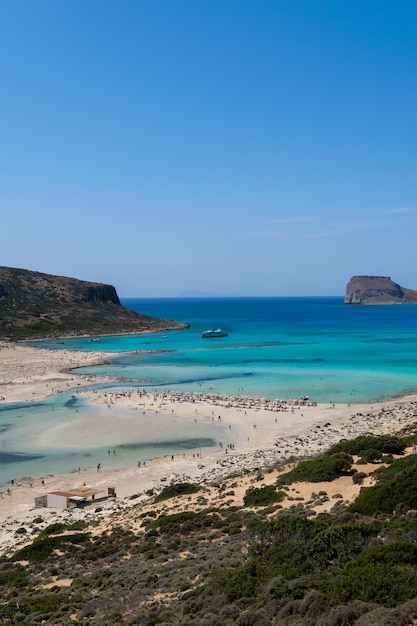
[0, 391, 228, 489]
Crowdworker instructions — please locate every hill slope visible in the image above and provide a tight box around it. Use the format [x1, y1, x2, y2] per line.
[4, 434, 417, 625]
[0, 266, 188, 340]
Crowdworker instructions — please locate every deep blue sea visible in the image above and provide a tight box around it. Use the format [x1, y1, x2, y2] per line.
[2, 297, 417, 488]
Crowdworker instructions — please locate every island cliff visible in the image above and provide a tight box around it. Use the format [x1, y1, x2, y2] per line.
[0, 266, 188, 340]
[345, 276, 417, 304]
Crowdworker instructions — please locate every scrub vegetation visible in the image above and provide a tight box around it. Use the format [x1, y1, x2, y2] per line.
[3, 434, 417, 624]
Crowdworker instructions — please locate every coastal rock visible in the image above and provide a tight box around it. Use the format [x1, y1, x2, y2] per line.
[0, 266, 188, 340]
[345, 276, 417, 304]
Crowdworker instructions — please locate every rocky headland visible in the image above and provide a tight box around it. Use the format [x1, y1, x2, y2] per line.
[345, 275, 417, 304]
[0, 266, 188, 340]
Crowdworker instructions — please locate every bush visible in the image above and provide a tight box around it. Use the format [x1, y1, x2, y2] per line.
[319, 602, 374, 626]
[309, 522, 380, 568]
[324, 542, 417, 608]
[146, 510, 219, 534]
[328, 435, 406, 456]
[381, 454, 395, 464]
[210, 561, 261, 601]
[243, 485, 286, 507]
[352, 472, 367, 484]
[373, 454, 417, 484]
[349, 469, 417, 515]
[329, 544, 417, 607]
[358, 448, 383, 463]
[11, 530, 90, 564]
[18, 592, 69, 616]
[147, 511, 198, 532]
[248, 515, 321, 554]
[0, 565, 29, 588]
[40, 521, 86, 535]
[277, 453, 353, 485]
[154, 482, 200, 502]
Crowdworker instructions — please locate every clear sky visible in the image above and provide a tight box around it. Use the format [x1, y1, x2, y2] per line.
[1, 1, 416, 297]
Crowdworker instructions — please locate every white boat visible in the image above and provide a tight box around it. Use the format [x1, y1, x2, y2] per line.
[201, 328, 228, 338]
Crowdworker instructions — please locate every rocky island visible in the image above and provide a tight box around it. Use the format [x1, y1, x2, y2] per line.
[0, 266, 188, 340]
[345, 275, 417, 305]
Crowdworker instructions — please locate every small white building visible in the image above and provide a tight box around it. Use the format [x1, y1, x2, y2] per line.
[35, 486, 108, 509]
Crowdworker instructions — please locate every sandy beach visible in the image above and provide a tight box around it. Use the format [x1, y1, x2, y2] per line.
[1, 341, 417, 556]
[0, 341, 114, 404]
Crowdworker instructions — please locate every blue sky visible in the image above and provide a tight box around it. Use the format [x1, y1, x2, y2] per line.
[1, 1, 416, 297]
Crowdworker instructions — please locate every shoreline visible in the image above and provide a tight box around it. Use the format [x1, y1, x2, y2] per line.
[1, 342, 417, 556]
[0, 341, 117, 405]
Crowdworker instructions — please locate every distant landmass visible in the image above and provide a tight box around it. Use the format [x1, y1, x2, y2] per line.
[0, 266, 188, 340]
[345, 276, 417, 304]
[178, 290, 242, 298]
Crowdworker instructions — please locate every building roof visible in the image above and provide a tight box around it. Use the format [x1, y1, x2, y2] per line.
[48, 487, 103, 500]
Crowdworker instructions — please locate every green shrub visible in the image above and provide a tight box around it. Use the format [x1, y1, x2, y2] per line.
[40, 522, 70, 536]
[228, 523, 242, 535]
[309, 522, 380, 568]
[11, 532, 90, 564]
[352, 472, 367, 485]
[248, 515, 323, 562]
[0, 565, 29, 588]
[17, 592, 69, 616]
[210, 561, 262, 601]
[328, 435, 406, 456]
[74, 528, 134, 562]
[358, 448, 383, 463]
[146, 510, 214, 533]
[154, 482, 200, 502]
[329, 543, 417, 607]
[373, 454, 417, 484]
[243, 485, 286, 507]
[349, 463, 417, 515]
[11, 536, 65, 563]
[40, 521, 86, 536]
[380, 454, 395, 464]
[277, 453, 353, 485]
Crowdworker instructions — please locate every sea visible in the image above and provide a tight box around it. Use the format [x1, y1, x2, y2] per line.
[1, 296, 417, 489]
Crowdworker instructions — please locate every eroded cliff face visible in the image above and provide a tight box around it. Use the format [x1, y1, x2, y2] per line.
[0, 266, 188, 339]
[345, 276, 417, 304]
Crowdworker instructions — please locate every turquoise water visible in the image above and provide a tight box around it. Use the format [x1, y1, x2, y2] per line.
[2, 297, 417, 488]
[0, 392, 228, 490]
[39, 296, 417, 404]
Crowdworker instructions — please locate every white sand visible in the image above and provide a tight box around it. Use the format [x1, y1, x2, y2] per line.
[1, 341, 417, 556]
[0, 341, 113, 404]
